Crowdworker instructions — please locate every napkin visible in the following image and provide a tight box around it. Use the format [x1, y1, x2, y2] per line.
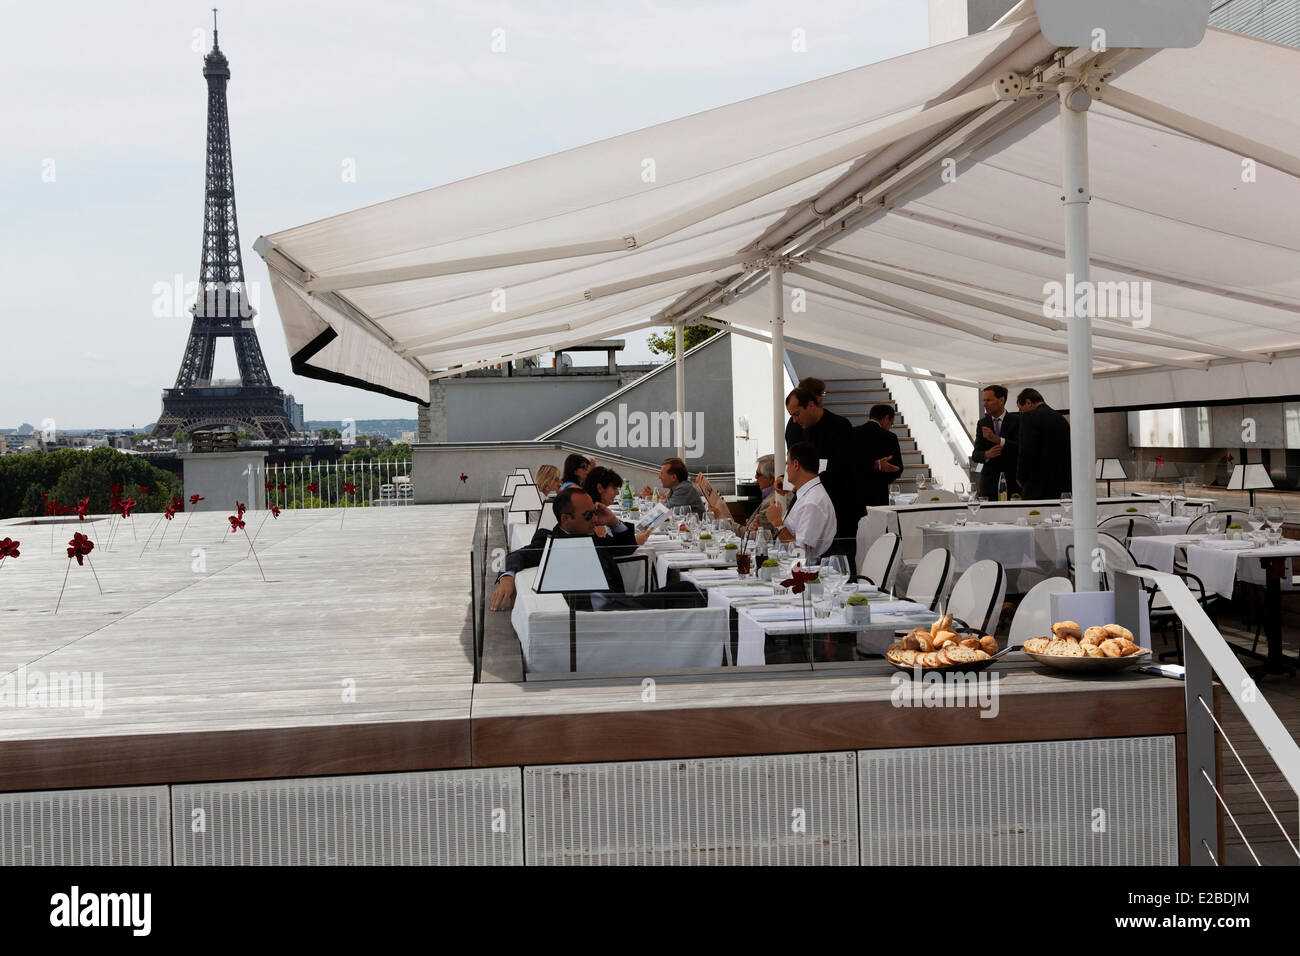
[746, 607, 807, 622]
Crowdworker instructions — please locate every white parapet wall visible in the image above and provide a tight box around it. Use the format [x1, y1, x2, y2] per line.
[881, 362, 974, 491]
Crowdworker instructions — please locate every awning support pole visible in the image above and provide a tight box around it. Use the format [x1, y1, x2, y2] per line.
[1061, 83, 1099, 592]
[674, 321, 686, 460]
[770, 261, 786, 480]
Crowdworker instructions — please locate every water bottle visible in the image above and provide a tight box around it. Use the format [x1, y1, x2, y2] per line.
[755, 528, 769, 562]
[998, 473, 1008, 502]
[621, 480, 633, 510]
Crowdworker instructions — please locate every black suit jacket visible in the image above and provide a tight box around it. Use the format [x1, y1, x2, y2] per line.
[853, 419, 903, 508]
[1017, 404, 1071, 500]
[504, 523, 638, 598]
[971, 411, 1019, 499]
[789, 408, 860, 547]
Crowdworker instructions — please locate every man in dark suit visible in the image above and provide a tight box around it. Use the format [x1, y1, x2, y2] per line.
[786, 382, 860, 568]
[970, 384, 1019, 499]
[490, 487, 636, 610]
[854, 403, 903, 508]
[1015, 387, 1072, 500]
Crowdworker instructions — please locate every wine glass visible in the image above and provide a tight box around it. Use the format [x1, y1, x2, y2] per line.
[1173, 488, 1187, 517]
[1060, 492, 1073, 524]
[967, 496, 983, 525]
[1266, 507, 1284, 544]
[819, 555, 849, 591]
[1158, 487, 1173, 516]
[1248, 506, 1266, 533]
[916, 474, 928, 493]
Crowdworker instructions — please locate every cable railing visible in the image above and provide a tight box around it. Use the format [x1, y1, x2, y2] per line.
[1118, 568, 1300, 866]
[248, 459, 414, 509]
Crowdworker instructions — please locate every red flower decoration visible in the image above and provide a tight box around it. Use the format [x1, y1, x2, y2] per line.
[75, 497, 90, 521]
[277, 482, 287, 492]
[189, 494, 205, 505]
[270, 504, 281, 518]
[228, 515, 245, 533]
[459, 473, 468, 484]
[0, 537, 20, 559]
[164, 504, 177, 520]
[40, 492, 49, 500]
[265, 481, 274, 490]
[110, 484, 122, 496]
[66, 532, 94, 565]
[45, 501, 58, 516]
[139, 486, 149, 495]
[1154, 456, 1165, 466]
[114, 496, 137, 518]
[779, 565, 820, 595]
[306, 481, 319, 493]
[236, 501, 246, 517]
[172, 496, 184, 509]
[342, 482, 357, 497]
[1226, 453, 1235, 464]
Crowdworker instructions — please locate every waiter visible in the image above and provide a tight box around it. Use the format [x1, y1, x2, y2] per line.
[785, 383, 860, 569]
[971, 384, 1019, 499]
[854, 404, 903, 507]
[1015, 388, 1071, 500]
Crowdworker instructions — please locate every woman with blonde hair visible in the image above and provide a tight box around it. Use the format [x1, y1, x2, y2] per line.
[534, 464, 562, 499]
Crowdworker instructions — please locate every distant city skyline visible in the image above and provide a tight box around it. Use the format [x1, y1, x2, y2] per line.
[1, 1, 927, 429]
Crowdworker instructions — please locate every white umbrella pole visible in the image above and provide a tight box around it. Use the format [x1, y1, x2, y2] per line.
[770, 261, 786, 477]
[1061, 85, 1099, 591]
[674, 322, 686, 460]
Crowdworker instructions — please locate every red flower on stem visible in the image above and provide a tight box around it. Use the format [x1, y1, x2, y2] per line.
[779, 565, 820, 595]
[75, 498, 90, 521]
[270, 504, 281, 518]
[45, 500, 58, 517]
[236, 501, 246, 518]
[342, 482, 357, 497]
[277, 482, 287, 492]
[1226, 453, 1235, 464]
[0, 537, 20, 560]
[306, 481, 319, 494]
[228, 515, 245, 533]
[265, 481, 274, 490]
[172, 496, 184, 509]
[459, 473, 468, 484]
[164, 504, 177, 520]
[189, 494, 204, 505]
[1154, 456, 1165, 466]
[114, 497, 137, 518]
[110, 484, 122, 497]
[67, 532, 94, 566]
[138, 486, 148, 495]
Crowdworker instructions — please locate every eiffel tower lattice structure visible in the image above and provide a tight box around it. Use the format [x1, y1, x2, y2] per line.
[153, 14, 293, 442]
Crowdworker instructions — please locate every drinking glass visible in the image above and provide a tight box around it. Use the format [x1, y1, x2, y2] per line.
[1205, 513, 1225, 536]
[1158, 488, 1173, 515]
[1248, 507, 1266, 533]
[1266, 507, 1284, 543]
[916, 475, 928, 493]
[819, 555, 849, 591]
[1173, 489, 1187, 517]
[1060, 492, 1072, 523]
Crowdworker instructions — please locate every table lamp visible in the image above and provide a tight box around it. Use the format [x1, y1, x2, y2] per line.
[533, 534, 611, 671]
[501, 473, 528, 498]
[1227, 462, 1272, 506]
[514, 467, 532, 479]
[508, 481, 544, 522]
[1095, 458, 1127, 496]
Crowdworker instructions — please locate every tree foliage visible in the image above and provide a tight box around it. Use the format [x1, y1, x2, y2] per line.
[646, 322, 720, 358]
[0, 447, 184, 519]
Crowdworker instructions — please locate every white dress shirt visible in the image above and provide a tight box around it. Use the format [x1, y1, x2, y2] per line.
[781, 475, 837, 559]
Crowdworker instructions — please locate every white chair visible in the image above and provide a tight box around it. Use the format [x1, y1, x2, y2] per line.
[906, 548, 953, 612]
[946, 560, 1007, 635]
[613, 553, 651, 595]
[1009, 577, 1073, 646]
[1098, 513, 1160, 544]
[857, 533, 900, 595]
[1184, 509, 1251, 536]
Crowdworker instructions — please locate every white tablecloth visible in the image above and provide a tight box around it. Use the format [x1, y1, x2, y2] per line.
[732, 594, 930, 666]
[508, 518, 537, 551]
[1129, 534, 1207, 573]
[1186, 542, 1299, 600]
[654, 549, 732, 582]
[919, 522, 1076, 573]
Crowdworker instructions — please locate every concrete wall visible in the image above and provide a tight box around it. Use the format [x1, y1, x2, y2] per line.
[542, 334, 736, 473]
[444, 376, 623, 442]
[181, 452, 268, 512]
[411, 442, 661, 505]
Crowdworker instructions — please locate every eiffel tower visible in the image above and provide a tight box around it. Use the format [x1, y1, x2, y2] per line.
[153, 12, 292, 442]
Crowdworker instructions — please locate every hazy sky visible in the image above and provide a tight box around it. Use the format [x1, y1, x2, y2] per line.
[1, 0, 928, 429]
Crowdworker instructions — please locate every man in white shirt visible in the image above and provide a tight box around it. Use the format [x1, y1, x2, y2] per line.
[765, 442, 837, 560]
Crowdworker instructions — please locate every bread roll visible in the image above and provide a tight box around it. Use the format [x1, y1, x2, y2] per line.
[1051, 621, 1083, 640]
[902, 634, 920, 651]
[979, 635, 998, 656]
[1082, 626, 1108, 646]
[1099, 638, 1124, 658]
[1084, 643, 1104, 658]
[1104, 624, 1135, 642]
[935, 630, 959, 648]
[961, 637, 981, 650]
[1023, 637, 1051, 654]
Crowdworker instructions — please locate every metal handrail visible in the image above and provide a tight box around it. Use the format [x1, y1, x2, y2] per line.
[1116, 568, 1300, 865]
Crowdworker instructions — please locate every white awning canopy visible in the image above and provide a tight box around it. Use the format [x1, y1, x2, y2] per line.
[258, 9, 1300, 406]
